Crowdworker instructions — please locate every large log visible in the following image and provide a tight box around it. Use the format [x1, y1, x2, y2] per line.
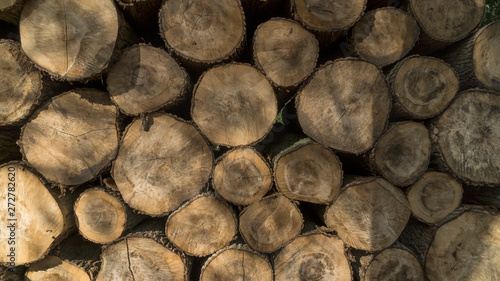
[439, 21, 500, 92]
[0, 126, 22, 164]
[387, 55, 459, 120]
[430, 89, 500, 186]
[112, 113, 213, 216]
[19, 0, 137, 81]
[106, 44, 191, 116]
[352, 7, 419, 67]
[296, 58, 391, 154]
[19, 88, 119, 186]
[191, 63, 277, 147]
[0, 0, 25, 25]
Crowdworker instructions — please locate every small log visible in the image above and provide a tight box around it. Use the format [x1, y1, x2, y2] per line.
[0, 162, 77, 265]
[191, 63, 277, 147]
[273, 138, 343, 204]
[19, 88, 120, 186]
[212, 147, 272, 206]
[200, 244, 273, 281]
[407, 171, 462, 224]
[430, 89, 500, 186]
[324, 177, 411, 252]
[296, 58, 391, 154]
[439, 21, 500, 92]
[0, 39, 42, 126]
[274, 232, 352, 281]
[352, 7, 419, 67]
[387, 55, 459, 120]
[165, 194, 237, 257]
[0, 0, 25, 25]
[112, 113, 213, 216]
[106, 44, 191, 116]
[253, 18, 318, 91]
[19, 0, 137, 81]
[159, 0, 245, 72]
[74, 187, 146, 244]
[367, 122, 431, 187]
[239, 194, 303, 253]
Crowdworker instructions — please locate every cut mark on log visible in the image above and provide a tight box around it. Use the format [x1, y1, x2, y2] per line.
[125, 239, 137, 281]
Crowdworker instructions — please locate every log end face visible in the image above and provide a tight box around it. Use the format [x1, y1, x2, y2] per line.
[364, 248, 424, 281]
[26, 256, 91, 281]
[473, 21, 500, 92]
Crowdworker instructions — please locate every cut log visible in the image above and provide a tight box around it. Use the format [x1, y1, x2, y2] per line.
[367, 122, 431, 187]
[112, 113, 213, 216]
[106, 44, 191, 116]
[166, 194, 237, 257]
[212, 147, 272, 206]
[200, 244, 273, 281]
[191, 63, 277, 147]
[324, 177, 411, 252]
[407, 171, 462, 224]
[159, 0, 245, 71]
[253, 18, 318, 90]
[290, 0, 366, 47]
[74, 187, 146, 244]
[439, 21, 500, 92]
[352, 7, 419, 67]
[274, 232, 352, 281]
[430, 89, 500, 186]
[0, 162, 77, 265]
[0, 126, 21, 164]
[239, 194, 303, 253]
[410, 0, 485, 54]
[388, 55, 459, 120]
[273, 138, 343, 204]
[0, 0, 24, 25]
[296, 58, 391, 154]
[19, 88, 119, 186]
[25, 235, 101, 281]
[19, 0, 136, 81]
[0, 39, 42, 126]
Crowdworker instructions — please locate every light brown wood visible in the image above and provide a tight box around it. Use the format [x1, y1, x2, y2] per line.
[159, 0, 245, 70]
[388, 55, 459, 120]
[324, 177, 411, 252]
[253, 18, 318, 89]
[431, 89, 500, 186]
[0, 39, 42, 126]
[368, 122, 431, 187]
[0, 0, 24, 25]
[352, 7, 419, 67]
[296, 58, 391, 154]
[106, 44, 191, 116]
[19, 88, 119, 186]
[200, 244, 273, 281]
[191, 63, 277, 147]
[212, 147, 272, 206]
[239, 194, 303, 253]
[0, 162, 77, 265]
[26, 256, 91, 281]
[274, 233, 352, 281]
[359, 247, 425, 281]
[273, 138, 343, 204]
[112, 113, 213, 216]
[407, 172, 462, 224]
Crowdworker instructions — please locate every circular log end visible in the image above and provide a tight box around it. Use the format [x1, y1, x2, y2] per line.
[473, 21, 500, 91]
[364, 248, 424, 281]
[26, 256, 90, 281]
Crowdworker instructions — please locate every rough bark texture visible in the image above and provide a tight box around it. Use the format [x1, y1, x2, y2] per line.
[296, 58, 391, 154]
[0, 0, 25, 25]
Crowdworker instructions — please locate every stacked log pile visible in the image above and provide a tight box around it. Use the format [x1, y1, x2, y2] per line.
[0, 0, 499, 280]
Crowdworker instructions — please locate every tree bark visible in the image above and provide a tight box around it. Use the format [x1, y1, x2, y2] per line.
[274, 232, 352, 281]
[273, 138, 343, 204]
[19, 88, 120, 187]
[212, 147, 272, 206]
[239, 193, 303, 253]
[324, 177, 411, 252]
[165, 194, 238, 257]
[387, 55, 459, 120]
[352, 7, 419, 67]
[191, 63, 277, 147]
[106, 44, 191, 116]
[430, 89, 500, 186]
[0, 162, 78, 265]
[439, 21, 500, 92]
[296, 58, 391, 154]
[0, 0, 25, 25]
[367, 122, 431, 187]
[407, 171, 462, 224]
